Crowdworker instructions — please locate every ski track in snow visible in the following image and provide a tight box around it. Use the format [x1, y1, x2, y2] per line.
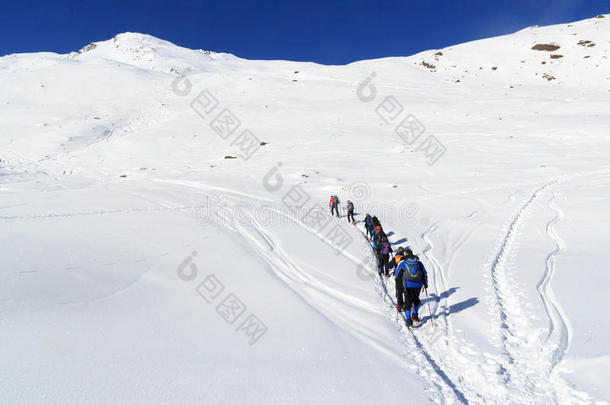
[5, 168, 608, 403]
[485, 182, 558, 401]
[535, 194, 592, 403]
[181, 186, 457, 403]
[352, 176, 604, 404]
[39, 178, 595, 403]
[209, 199, 411, 370]
[538, 193, 570, 368]
[379, 222, 518, 404]
[421, 223, 451, 333]
[358, 226, 484, 404]
[483, 182, 597, 404]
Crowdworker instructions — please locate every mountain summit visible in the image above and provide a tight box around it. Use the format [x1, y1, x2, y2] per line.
[69, 32, 238, 74]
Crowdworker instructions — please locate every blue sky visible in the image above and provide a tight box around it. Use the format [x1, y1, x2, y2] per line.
[1, 0, 607, 64]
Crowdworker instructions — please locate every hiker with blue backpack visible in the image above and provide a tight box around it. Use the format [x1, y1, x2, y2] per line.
[394, 248, 428, 327]
[329, 195, 340, 217]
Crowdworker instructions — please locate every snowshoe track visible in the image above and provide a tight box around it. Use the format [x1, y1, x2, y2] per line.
[485, 183, 558, 401]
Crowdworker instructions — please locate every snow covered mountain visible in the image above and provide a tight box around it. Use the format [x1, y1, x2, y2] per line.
[68, 32, 241, 74]
[1, 14, 609, 404]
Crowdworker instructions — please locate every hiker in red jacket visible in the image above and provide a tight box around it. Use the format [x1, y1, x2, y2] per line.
[329, 195, 340, 217]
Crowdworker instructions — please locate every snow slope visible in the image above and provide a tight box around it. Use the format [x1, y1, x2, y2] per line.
[1, 14, 609, 404]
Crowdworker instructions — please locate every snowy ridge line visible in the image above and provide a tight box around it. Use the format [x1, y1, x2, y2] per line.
[355, 224, 474, 404]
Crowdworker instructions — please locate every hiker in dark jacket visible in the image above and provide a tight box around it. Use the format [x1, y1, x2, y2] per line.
[387, 246, 405, 274]
[394, 249, 428, 327]
[378, 236, 393, 276]
[364, 214, 373, 237]
[346, 200, 355, 223]
[373, 225, 385, 247]
[393, 248, 420, 311]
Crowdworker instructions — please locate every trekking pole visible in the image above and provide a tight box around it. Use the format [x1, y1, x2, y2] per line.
[425, 288, 435, 327]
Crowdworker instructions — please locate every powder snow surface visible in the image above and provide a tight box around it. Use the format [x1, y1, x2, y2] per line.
[1, 15, 609, 404]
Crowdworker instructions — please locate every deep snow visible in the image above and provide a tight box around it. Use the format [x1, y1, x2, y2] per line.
[1, 15, 609, 404]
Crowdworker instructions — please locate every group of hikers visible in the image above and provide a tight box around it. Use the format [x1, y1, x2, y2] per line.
[329, 195, 429, 327]
[328, 194, 355, 223]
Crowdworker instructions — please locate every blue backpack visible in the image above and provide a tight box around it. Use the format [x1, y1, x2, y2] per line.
[403, 259, 421, 283]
